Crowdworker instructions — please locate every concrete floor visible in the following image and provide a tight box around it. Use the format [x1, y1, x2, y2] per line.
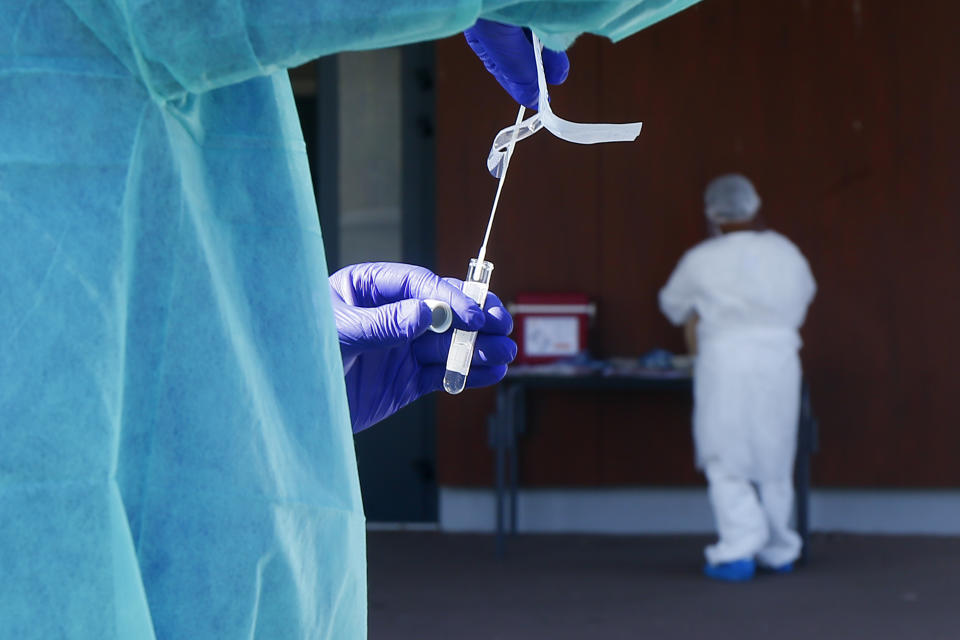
[367, 532, 960, 640]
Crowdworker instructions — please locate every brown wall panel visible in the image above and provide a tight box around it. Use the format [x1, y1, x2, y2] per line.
[436, 0, 960, 487]
[596, 392, 701, 485]
[519, 391, 604, 485]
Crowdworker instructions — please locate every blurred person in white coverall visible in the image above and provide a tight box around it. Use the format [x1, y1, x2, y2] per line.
[659, 174, 816, 582]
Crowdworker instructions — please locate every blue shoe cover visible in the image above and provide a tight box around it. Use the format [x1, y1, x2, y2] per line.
[703, 558, 756, 582]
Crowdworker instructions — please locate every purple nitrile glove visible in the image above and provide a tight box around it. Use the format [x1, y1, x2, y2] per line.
[329, 262, 516, 433]
[464, 18, 570, 109]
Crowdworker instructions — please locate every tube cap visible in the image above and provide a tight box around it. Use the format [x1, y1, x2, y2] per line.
[424, 299, 453, 334]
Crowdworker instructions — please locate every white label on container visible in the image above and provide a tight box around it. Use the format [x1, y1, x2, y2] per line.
[446, 330, 474, 374]
[523, 316, 580, 357]
[461, 280, 489, 306]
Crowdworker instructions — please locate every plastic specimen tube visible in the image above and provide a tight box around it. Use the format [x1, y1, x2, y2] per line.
[443, 259, 494, 394]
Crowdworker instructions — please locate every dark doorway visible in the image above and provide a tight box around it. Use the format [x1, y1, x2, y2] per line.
[295, 43, 438, 522]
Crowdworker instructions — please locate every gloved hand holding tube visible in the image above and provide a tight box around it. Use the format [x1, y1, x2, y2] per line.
[330, 262, 516, 433]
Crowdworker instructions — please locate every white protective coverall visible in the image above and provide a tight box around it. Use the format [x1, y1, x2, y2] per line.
[659, 230, 816, 566]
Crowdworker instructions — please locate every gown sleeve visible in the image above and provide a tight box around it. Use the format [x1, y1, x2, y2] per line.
[62, 0, 701, 100]
[659, 250, 700, 326]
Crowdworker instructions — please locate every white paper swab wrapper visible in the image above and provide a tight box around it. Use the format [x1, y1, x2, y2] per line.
[487, 32, 643, 177]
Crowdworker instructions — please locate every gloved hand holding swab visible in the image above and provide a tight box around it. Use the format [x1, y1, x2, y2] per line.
[444, 31, 644, 395]
[486, 32, 643, 177]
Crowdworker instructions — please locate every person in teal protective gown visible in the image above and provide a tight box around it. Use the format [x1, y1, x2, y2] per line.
[0, 1, 699, 637]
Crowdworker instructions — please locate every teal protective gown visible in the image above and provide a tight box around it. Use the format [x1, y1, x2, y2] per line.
[0, 1, 699, 637]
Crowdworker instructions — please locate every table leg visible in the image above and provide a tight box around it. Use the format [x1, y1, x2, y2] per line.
[493, 385, 507, 558]
[796, 380, 814, 565]
[508, 385, 522, 536]
[509, 453, 518, 536]
[796, 446, 810, 565]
